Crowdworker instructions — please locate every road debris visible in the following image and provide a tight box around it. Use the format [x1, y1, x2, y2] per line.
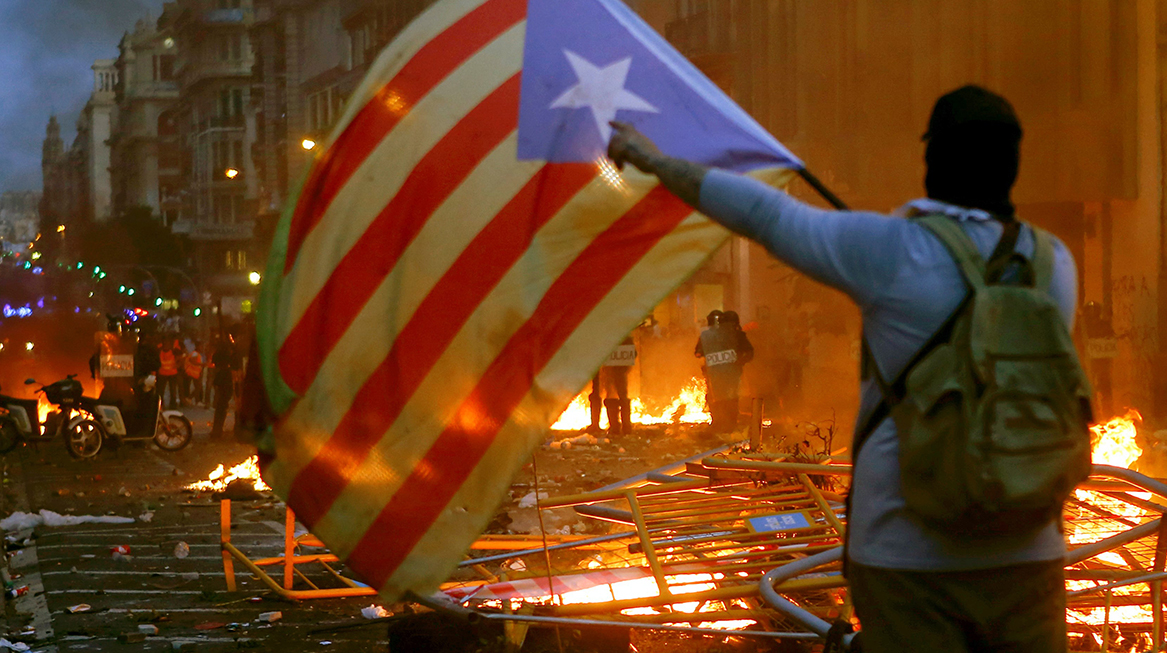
[173, 541, 190, 559]
[258, 611, 282, 623]
[66, 604, 90, 614]
[0, 510, 134, 530]
[361, 605, 390, 619]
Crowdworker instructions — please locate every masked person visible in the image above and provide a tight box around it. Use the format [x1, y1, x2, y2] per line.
[609, 85, 1082, 653]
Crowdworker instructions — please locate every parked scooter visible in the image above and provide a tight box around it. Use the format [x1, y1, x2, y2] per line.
[80, 374, 192, 453]
[23, 376, 105, 459]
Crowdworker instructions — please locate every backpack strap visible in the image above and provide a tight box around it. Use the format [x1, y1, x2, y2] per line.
[915, 215, 988, 289]
[852, 215, 1020, 459]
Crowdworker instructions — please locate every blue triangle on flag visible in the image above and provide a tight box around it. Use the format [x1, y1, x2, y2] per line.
[517, 0, 803, 172]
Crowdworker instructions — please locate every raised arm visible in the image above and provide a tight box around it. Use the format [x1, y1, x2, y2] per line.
[608, 122, 905, 305]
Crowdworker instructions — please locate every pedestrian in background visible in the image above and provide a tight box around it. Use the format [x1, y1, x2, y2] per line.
[209, 335, 240, 439]
[157, 338, 182, 410]
[183, 341, 204, 407]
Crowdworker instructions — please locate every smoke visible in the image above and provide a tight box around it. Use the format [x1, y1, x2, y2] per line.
[0, 0, 167, 192]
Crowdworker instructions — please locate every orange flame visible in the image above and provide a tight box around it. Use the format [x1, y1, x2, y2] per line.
[551, 377, 711, 431]
[185, 455, 271, 493]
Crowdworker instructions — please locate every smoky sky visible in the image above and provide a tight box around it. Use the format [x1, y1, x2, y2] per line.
[0, 0, 168, 192]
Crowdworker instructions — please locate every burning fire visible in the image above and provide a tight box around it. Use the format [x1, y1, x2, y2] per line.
[551, 377, 712, 431]
[1089, 409, 1143, 468]
[557, 574, 755, 629]
[186, 455, 271, 493]
[1067, 410, 1157, 634]
[37, 396, 51, 434]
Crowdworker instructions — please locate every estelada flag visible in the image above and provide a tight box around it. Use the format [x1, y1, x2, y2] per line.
[255, 0, 802, 599]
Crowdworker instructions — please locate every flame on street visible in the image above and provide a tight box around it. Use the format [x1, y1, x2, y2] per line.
[1089, 409, 1143, 469]
[186, 455, 271, 492]
[551, 377, 712, 431]
[1067, 410, 1157, 641]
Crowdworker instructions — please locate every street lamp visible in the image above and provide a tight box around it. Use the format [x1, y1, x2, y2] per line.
[301, 138, 317, 151]
[225, 168, 240, 179]
[248, 271, 262, 286]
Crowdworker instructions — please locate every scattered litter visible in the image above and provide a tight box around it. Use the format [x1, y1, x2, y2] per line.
[257, 611, 281, 623]
[248, 596, 263, 603]
[138, 624, 158, 635]
[320, 641, 332, 646]
[0, 510, 133, 531]
[110, 545, 131, 557]
[80, 554, 96, 559]
[194, 622, 225, 631]
[173, 542, 190, 559]
[67, 604, 91, 614]
[138, 512, 154, 523]
[566, 434, 597, 446]
[117, 487, 131, 497]
[4, 585, 28, 599]
[508, 559, 527, 572]
[0, 638, 29, 651]
[360, 605, 390, 619]
[517, 492, 548, 509]
[548, 441, 562, 450]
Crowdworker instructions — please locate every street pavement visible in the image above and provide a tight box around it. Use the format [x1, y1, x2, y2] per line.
[0, 407, 391, 652]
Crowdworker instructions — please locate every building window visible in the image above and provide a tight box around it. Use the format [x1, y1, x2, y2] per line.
[152, 55, 175, 81]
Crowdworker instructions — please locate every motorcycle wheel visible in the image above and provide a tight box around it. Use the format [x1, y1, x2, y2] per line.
[66, 420, 104, 460]
[155, 415, 192, 451]
[0, 416, 19, 454]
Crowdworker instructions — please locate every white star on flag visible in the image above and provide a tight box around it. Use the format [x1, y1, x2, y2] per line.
[549, 50, 659, 143]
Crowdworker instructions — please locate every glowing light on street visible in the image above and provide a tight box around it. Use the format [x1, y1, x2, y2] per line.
[301, 138, 316, 150]
[248, 271, 262, 285]
[25, 342, 33, 352]
[225, 168, 240, 179]
[56, 225, 65, 233]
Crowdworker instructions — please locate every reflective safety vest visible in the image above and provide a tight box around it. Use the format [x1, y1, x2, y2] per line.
[184, 352, 204, 379]
[159, 349, 179, 376]
[699, 326, 741, 400]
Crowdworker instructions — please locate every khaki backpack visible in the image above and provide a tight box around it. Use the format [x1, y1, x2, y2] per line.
[859, 215, 1094, 536]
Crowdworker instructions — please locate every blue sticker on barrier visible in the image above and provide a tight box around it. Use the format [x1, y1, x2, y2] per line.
[748, 512, 811, 533]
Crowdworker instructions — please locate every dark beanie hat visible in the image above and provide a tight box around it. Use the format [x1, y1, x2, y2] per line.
[924, 86, 1022, 218]
[924, 85, 1021, 141]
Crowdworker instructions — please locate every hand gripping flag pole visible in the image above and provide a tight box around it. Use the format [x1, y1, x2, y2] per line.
[254, 0, 830, 601]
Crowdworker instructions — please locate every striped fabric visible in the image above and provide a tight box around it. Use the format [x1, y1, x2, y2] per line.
[257, 0, 801, 600]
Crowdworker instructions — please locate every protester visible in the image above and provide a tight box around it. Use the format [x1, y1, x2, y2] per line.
[608, 85, 1081, 652]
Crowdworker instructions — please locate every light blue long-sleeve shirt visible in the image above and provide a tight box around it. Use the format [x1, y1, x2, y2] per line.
[699, 169, 1076, 570]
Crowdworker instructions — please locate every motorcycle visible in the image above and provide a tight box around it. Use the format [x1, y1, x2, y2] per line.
[22, 376, 106, 459]
[79, 374, 193, 453]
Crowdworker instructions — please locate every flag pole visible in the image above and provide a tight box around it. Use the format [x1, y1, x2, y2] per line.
[797, 168, 849, 211]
